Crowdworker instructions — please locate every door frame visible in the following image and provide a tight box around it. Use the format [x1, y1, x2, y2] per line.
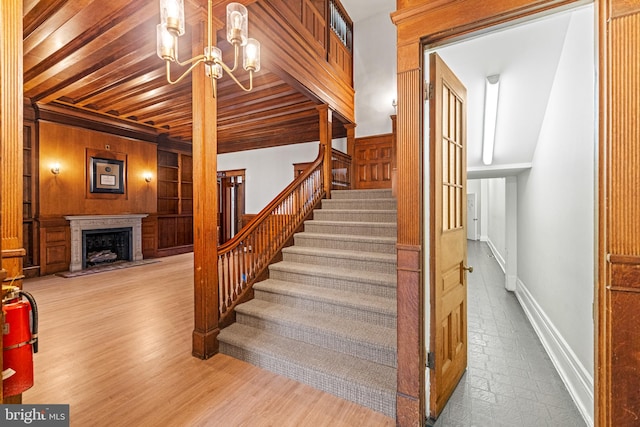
[391, 1, 597, 425]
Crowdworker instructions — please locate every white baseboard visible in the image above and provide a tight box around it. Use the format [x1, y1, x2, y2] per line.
[486, 238, 506, 273]
[516, 278, 594, 427]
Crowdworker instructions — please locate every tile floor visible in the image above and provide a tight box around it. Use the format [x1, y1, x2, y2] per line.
[432, 240, 587, 427]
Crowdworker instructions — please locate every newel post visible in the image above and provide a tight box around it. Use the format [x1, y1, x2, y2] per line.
[317, 105, 333, 198]
[192, 12, 220, 359]
[345, 123, 356, 190]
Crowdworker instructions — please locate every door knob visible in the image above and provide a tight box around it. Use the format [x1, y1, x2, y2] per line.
[463, 265, 473, 273]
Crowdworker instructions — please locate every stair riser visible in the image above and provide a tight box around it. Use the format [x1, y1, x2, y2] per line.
[282, 251, 396, 274]
[236, 311, 397, 367]
[304, 222, 397, 238]
[268, 268, 396, 298]
[253, 290, 397, 329]
[294, 235, 396, 254]
[313, 210, 397, 223]
[218, 341, 396, 418]
[321, 200, 397, 210]
[331, 190, 394, 200]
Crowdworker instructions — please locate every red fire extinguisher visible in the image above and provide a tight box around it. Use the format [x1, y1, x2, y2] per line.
[2, 287, 38, 397]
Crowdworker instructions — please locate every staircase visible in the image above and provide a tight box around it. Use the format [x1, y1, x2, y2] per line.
[218, 189, 397, 418]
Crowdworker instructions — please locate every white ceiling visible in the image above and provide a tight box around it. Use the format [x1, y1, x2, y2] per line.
[341, 1, 592, 178]
[436, 12, 574, 173]
[341, 0, 392, 23]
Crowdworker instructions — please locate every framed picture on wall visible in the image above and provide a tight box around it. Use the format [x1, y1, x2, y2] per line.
[90, 157, 125, 194]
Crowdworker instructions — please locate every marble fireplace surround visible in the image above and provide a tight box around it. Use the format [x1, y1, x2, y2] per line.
[65, 214, 148, 272]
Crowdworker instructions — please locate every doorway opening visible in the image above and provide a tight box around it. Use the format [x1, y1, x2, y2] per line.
[423, 4, 596, 425]
[217, 169, 246, 244]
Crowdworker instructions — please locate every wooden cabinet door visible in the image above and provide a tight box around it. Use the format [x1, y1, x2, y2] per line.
[429, 52, 469, 418]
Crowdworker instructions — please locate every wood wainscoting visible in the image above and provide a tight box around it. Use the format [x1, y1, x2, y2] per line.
[38, 217, 70, 276]
[354, 133, 394, 189]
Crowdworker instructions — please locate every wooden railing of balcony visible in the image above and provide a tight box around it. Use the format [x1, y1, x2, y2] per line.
[217, 147, 326, 326]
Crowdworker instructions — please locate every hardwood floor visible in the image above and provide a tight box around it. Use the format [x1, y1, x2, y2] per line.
[22, 253, 394, 426]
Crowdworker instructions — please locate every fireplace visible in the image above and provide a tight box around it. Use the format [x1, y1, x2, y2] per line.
[82, 227, 132, 269]
[65, 214, 148, 272]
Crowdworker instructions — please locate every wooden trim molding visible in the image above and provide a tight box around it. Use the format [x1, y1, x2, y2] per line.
[37, 103, 160, 143]
[599, 2, 640, 425]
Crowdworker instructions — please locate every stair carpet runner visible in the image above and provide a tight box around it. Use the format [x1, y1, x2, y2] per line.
[218, 188, 397, 418]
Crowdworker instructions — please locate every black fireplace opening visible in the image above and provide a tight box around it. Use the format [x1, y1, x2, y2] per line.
[82, 227, 132, 269]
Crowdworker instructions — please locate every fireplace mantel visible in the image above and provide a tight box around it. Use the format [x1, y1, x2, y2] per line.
[65, 214, 148, 272]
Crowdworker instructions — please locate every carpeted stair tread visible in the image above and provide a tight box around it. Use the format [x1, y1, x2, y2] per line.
[268, 261, 396, 299]
[330, 189, 394, 200]
[313, 209, 397, 222]
[306, 219, 397, 228]
[294, 232, 396, 254]
[234, 298, 396, 366]
[254, 279, 396, 317]
[269, 261, 396, 287]
[295, 232, 396, 245]
[220, 189, 399, 418]
[218, 322, 397, 417]
[282, 245, 396, 264]
[320, 198, 397, 210]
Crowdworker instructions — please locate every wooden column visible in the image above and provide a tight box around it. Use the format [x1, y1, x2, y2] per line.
[598, 1, 640, 425]
[317, 105, 333, 198]
[192, 14, 220, 359]
[345, 123, 356, 190]
[0, 0, 23, 404]
[0, 0, 24, 287]
[394, 45, 424, 425]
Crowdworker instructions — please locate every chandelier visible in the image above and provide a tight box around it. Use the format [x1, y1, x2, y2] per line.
[156, 0, 261, 97]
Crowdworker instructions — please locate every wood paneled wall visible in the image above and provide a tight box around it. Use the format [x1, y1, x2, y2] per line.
[38, 121, 157, 217]
[36, 120, 157, 274]
[251, 0, 355, 123]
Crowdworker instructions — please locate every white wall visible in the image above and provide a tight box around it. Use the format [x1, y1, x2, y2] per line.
[353, 5, 397, 137]
[486, 177, 506, 268]
[515, 6, 595, 424]
[218, 142, 319, 213]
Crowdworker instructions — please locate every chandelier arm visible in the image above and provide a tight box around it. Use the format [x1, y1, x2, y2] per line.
[174, 53, 206, 68]
[217, 60, 254, 92]
[165, 56, 206, 85]
[229, 43, 239, 73]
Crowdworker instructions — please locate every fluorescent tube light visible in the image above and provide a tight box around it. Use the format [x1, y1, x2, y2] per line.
[482, 75, 500, 166]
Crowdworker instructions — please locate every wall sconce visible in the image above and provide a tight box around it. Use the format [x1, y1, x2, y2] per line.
[392, 99, 397, 113]
[143, 172, 153, 183]
[51, 163, 60, 175]
[156, 0, 260, 98]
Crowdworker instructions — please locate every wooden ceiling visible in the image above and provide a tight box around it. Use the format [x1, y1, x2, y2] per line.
[23, 0, 347, 153]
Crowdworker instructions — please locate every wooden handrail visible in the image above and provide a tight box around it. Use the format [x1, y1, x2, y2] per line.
[217, 146, 326, 325]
